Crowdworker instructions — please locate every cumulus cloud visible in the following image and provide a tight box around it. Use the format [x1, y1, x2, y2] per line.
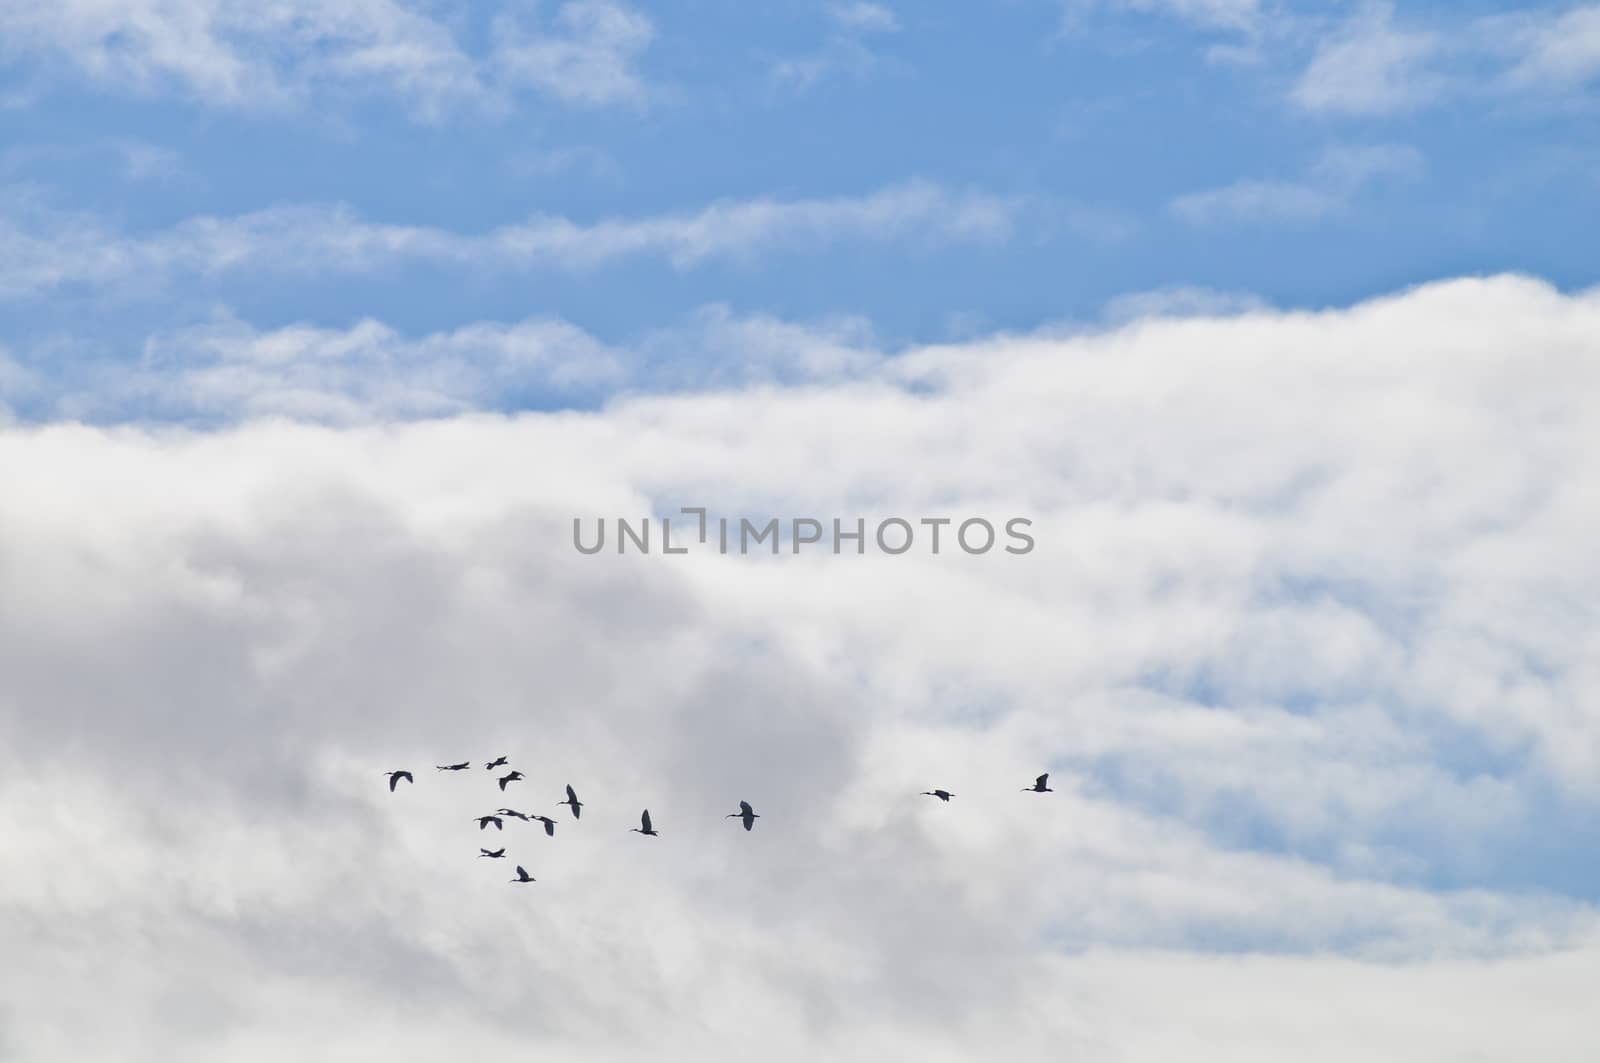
[2, 274, 1599, 1058]
[0, 0, 656, 120]
[0, 180, 1022, 301]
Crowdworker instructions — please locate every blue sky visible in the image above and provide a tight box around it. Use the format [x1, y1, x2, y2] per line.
[3, 0, 1599, 418]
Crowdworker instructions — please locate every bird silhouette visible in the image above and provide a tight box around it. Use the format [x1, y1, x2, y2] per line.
[486, 756, 509, 770]
[726, 800, 759, 831]
[560, 784, 583, 819]
[496, 808, 531, 821]
[437, 762, 471, 771]
[479, 848, 506, 858]
[531, 814, 557, 837]
[510, 865, 535, 884]
[475, 815, 505, 831]
[1023, 773, 1053, 793]
[630, 809, 659, 836]
[497, 771, 525, 792]
[385, 770, 413, 792]
[922, 789, 955, 802]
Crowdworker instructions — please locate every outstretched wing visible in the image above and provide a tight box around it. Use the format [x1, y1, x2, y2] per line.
[543, 818, 556, 837]
[640, 809, 653, 833]
[566, 784, 578, 803]
[739, 800, 753, 816]
[1035, 773, 1049, 789]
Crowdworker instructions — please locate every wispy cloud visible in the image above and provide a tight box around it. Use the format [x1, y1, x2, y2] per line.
[1292, 3, 1444, 117]
[3, 305, 897, 423]
[1170, 143, 1423, 226]
[0, 180, 1024, 301]
[1293, 2, 1600, 117]
[490, 0, 654, 108]
[0, 0, 657, 120]
[1062, 0, 1264, 36]
[828, 2, 900, 34]
[771, 1, 902, 92]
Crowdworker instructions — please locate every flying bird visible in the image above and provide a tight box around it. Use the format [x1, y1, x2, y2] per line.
[385, 770, 413, 792]
[1023, 773, 1053, 793]
[437, 762, 470, 772]
[496, 808, 531, 821]
[726, 800, 759, 831]
[560, 784, 583, 819]
[475, 815, 505, 831]
[479, 848, 506, 859]
[531, 814, 557, 837]
[486, 756, 509, 770]
[922, 789, 955, 802]
[510, 865, 535, 884]
[630, 809, 659, 836]
[497, 771, 525, 792]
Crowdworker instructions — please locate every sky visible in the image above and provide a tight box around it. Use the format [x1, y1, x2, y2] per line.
[2, 2, 1600, 1060]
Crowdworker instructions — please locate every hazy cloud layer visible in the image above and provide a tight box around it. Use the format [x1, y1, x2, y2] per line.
[3, 274, 1599, 1058]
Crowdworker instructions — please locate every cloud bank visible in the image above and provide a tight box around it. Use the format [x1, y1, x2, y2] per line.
[2, 274, 1599, 1058]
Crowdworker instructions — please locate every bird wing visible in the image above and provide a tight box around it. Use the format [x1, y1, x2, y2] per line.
[742, 812, 754, 830]
[566, 784, 578, 803]
[739, 800, 753, 815]
[1035, 773, 1049, 789]
[640, 809, 652, 832]
[543, 819, 555, 837]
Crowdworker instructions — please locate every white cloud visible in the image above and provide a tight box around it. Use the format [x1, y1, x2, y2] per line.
[1062, 0, 1263, 35]
[771, 1, 904, 92]
[829, 2, 900, 34]
[491, 0, 654, 107]
[1170, 142, 1422, 226]
[0, 180, 1024, 300]
[1500, 4, 1600, 92]
[3, 273, 1600, 1058]
[1293, 3, 1442, 116]
[0, 0, 656, 119]
[1292, 2, 1600, 117]
[5, 306, 892, 422]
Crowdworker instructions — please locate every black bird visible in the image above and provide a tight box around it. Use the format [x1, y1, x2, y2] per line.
[486, 756, 509, 770]
[510, 865, 535, 884]
[479, 848, 506, 858]
[497, 771, 525, 792]
[437, 762, 470, 771]
[531, 814, 557, 837]
[496, 808, 531, 821]
[385, 770, 413, 792]
[630, 809, 659, 836]
[726, 800, 759, 831]
[1023, 773, 1053, 793]
[922, 789, 956, 802]
[475, 815, 505, 831]
[560, 784, 583, 819]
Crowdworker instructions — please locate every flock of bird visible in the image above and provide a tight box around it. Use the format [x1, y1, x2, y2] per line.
[383, 761, 1055, 885]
